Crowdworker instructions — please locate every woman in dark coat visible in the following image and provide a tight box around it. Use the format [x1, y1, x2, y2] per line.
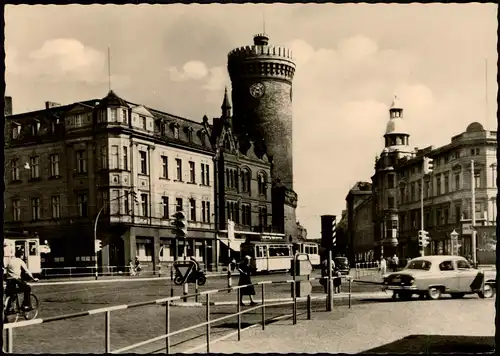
[237, 256, 257, 306]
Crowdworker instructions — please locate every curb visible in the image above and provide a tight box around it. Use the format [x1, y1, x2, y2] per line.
[170, 291, 389, 307]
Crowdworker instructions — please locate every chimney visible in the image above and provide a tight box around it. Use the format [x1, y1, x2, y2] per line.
[4, 96, 12, 116]
[45, 101, 61, 109]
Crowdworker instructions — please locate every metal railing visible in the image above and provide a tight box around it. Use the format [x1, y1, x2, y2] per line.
[3, 275, 353, 354]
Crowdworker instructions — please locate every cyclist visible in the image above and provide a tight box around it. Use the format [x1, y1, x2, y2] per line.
[4, 249, 38, 311]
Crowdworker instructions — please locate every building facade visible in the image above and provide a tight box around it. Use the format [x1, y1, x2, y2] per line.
[4, 91, 216, 272]
[370, 96, 497, 261]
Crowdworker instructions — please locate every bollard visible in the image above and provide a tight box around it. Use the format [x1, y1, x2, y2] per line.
[6, 327, 13, 353]
[183, 283, 188, 303]
[227, 269, 232, 293]
[261, 283, 266, 330]
[165, 300, 171, 354]
[206, 293, 211, 353]
[170, 266, 174, 298]
[237, 289, 241, 341]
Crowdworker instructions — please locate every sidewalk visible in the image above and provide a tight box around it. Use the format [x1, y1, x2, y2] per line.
[195, 297, 495, 354]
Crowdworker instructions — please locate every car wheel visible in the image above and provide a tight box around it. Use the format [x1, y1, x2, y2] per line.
[450, 293, 465, 299]
[478, 284, 495, 299]
[428, 287, 442, 300]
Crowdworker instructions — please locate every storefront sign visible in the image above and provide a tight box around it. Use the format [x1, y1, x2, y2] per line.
[461, 223, 472, 235]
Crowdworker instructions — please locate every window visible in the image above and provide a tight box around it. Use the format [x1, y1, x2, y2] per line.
[241, 170, 251, 193]
[187, 129, 193, 143]
[111, 108, 117, 122]
[51, 196, 61, 218]
[201, 164, 206, 185]
[410, 182, 415, 201]
[454, 173, 460, 191]
[12, 124, 20, 139]
[439, 261, 455, 271]
[50, 154, 60, 177]
[436, 176, 441, 195]
[259, 206, 268, 227]
[139, 151, 147, 174]
[456, 260, 472, 270]
[474, 172, 481, 189]
[388, 197, 395, 209]
[30, 156, 40, 179]
[455, 206, 461, 223]
[201, 163, 210, 185]
[76, 150, 87, 174]
[136, 243, 153, 262]
[227, 201, 239, 224]
[101, 191, 109, 214]
[470, 148, 480, 156]
[190, 199, 196, 221]
[12, 199, 21, 221]
[31, 197, 41, 220]
[475, 202, 482, 220]
[101, 145, 108, 169]
[443, 208, 449, 225]
[31, 120, 40, 135]
[444, 174, 449, 193]
[124, 192, 130, 215]
[424, 180, 430, 199]
[162, 196, 169, 219]
[77, 194, 88, 217]
[176, 159, 182, 181]
[388, 174, 395, 189]
[141, 116, 147, 130]
[11, 159, 19, 181]
[436, 210, 442, 226]
[242, 204, 251, 225]
[258, 173, 267, 196]
[111, 145, 119, 169]
[111, 190, 120, 215]
[161, 156, 169, 178]
[176, 198, 183, 212]
[122, 109, 127, 123]
[123, 146, 128, 170]
[202, 201, 211, 223]
[173, 126, 179, 139]
[141, 194, 148, 217]
[189, 161, 195, 183]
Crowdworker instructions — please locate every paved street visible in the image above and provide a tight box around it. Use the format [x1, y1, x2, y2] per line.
[7, 271, 382, 353]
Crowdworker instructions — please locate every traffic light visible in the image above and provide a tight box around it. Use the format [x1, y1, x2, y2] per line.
[95, 239, 102, 252]
[130, 191, 139, 203]
[423, 157, 434, 174]
[418, 230, 430, 247]
[172, 211, 188, 239]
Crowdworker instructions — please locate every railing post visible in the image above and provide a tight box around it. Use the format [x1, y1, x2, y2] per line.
[307, 274, 312, 320]
[237, 288, 241, 341]
[6, 327, 13, 353]
[261, 283, 265, 330]
[170, 266, 174, 298]
[105, 311, 111, 353]
[206, 293, 211, 353]
[348, 277, 352, 309]
[195, 280, 199, 303]
[292, 280, 297, 325]
[227, 269, 232, 293]
[165, 300, 171, 354]
[327, 250, 333, 312]
[69, 267, 72, 279]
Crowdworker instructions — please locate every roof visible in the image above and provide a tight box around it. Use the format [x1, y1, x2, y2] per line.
[385, 117, 409, 136]
[411, 255, 466, 263]
[390, 94, 403, 110]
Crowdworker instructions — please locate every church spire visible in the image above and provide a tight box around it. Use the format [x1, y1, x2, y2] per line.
[221, 87, 232, 118]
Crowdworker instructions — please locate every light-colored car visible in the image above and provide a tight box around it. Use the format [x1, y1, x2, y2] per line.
[382, 255, 496, 301]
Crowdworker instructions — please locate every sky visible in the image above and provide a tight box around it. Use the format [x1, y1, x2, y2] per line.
[5, 3, 498, 238]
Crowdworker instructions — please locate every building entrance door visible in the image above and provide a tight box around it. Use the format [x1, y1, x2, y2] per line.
[109, 237, 125, 271]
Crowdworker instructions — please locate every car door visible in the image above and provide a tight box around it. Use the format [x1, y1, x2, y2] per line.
[456, 259, 481, 292]
[438, 260, 460, 292]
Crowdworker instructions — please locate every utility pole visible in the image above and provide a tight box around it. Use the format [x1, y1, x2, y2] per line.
[471, 159, 477, 267]
[420, 175, 424, 257]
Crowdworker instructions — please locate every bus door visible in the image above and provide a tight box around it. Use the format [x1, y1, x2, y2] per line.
[27, 240, 41, 274]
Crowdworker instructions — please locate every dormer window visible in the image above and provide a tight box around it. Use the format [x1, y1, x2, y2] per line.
[110, 108, 117, 122]
[121, 109, 128, 123]
[160, 121, 167, 136]
[186, 127, 193, 143]
[200, 131, 206, 146]
[140, 115, 147, 130]
[12, 122, 21, 139]
[173, 124, 179, 139]
[32, 120, 41, 135]
[223, 137, 231, 150]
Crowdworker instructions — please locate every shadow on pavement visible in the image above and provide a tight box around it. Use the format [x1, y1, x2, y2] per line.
[362, 335, 495, 354]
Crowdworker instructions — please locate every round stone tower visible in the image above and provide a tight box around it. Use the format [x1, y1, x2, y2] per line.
[227, 33, 298, 239]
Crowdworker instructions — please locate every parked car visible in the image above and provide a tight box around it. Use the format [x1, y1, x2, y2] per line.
[382, 255, 496, 301]
[334, 257, 350, 276]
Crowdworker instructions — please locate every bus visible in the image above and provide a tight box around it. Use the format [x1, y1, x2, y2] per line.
[293, 242, 320, 267]
[240, 241, 293, 273]
[3, 230, 46, 276]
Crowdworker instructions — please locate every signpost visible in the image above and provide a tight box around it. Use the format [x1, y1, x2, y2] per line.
[290, 252, 313, 323]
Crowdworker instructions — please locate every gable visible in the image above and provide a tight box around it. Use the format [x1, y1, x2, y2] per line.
[131, 105, 153, 117]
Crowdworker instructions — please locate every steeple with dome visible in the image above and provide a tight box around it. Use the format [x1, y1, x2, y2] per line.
[384, 94, 410, 150]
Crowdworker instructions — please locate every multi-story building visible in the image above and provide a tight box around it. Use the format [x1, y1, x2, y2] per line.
[4, 91, 215, 272]
[370, 96, 497, 261]
[205, 89, 276, 262]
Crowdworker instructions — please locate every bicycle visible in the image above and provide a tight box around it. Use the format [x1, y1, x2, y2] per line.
[3, 279, 39, 323]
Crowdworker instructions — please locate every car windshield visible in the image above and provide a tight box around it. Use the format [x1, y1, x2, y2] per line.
[334, 257, 348, 265]
[406, 260, 431, 271]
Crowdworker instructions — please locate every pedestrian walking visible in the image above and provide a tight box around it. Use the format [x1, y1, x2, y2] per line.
[379, 256, 387, 276]
[134, 256, 142, 276]
[333, 267, 342, 293]
[237, 256, 257, 306]
[392, 254, 399, 272]
[128, 260, 136, 276]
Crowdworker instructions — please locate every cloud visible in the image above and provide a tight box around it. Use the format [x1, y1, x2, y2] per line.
[203, 66, 229, 92]
[9, 39, 108, 83]
[168, 60, 209, 82]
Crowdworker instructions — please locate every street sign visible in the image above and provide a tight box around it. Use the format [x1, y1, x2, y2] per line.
[173, 260, 196, 284]
[294, 281, 312, 297]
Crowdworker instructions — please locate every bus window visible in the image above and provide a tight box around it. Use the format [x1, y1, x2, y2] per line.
[256, 247, 263, 258]
[269, 247, 278, 257]
[15, 241, 25, 257]
[262, 245, 268, 257]
[29, 241, 38, 256]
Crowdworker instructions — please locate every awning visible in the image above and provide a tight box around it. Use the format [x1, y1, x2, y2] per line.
[219, 238, 244, 252]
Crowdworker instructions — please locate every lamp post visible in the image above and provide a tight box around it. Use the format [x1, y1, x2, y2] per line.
[93, 191, 136, 280]
[470, 160, 478, 267]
